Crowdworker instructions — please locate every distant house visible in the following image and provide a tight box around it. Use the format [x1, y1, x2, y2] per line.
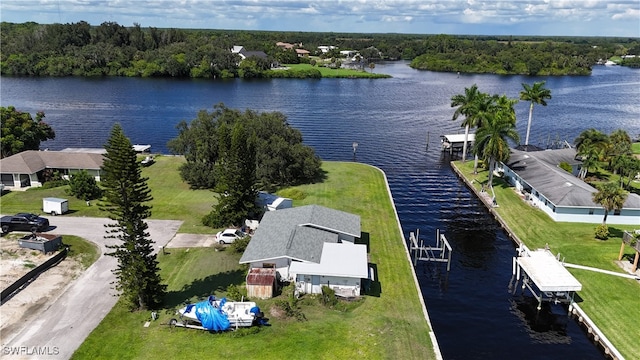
[295, 49, 310, 57]
[0, 150, 104, 189]
[317, 45, 336, 54]
[230, 45, 268, 60]
[500, 148, 640, 225]
[276, 42, 301, 50]
[239, 205, 369, 298]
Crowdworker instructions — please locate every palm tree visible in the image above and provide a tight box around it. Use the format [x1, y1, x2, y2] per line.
[473, 103, 520, 199]
[519, 81, 551, 146]
[451, 84, 481, 162]
[575, 129, 609, 179]
[592, 182, 628, 226]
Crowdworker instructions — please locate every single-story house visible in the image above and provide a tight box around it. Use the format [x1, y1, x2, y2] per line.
[295, 49, 310, 57]
[500, 148, 640, 225]
[0, 150, 104, 189]
[239, 205, 369, 298]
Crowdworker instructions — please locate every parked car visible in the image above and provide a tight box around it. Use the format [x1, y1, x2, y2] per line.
[215, 228, 246, 244]
[1, 213, 50, 234]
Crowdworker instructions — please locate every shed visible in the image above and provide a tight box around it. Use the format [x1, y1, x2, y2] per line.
[246, 268, 277, 299]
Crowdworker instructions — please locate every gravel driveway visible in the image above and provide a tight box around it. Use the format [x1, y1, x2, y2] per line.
[1, 216, 182, 360]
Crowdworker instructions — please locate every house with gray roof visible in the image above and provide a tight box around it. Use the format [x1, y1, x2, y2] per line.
[500, 148, 640, 225]
[0, 150, 104, 189]
[239, 205, 368, 297]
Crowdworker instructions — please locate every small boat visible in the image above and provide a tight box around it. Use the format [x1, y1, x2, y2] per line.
[171, 296, 267, 331]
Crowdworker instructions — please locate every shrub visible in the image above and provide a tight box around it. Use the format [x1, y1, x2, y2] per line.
[320, 286, 337, 307]
[595, 224, 609, 240]
[68, 170, 102, 200]
[559, 161, 573, 173]
[226, 284, 246, 301]
[229, 236, 251, 253]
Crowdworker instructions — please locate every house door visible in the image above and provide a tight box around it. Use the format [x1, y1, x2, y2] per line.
[312, 275, 320, 294]
[304, 276, 312, 294]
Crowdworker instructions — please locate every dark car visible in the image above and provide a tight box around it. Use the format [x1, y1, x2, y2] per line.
[1, 213, 50, 234]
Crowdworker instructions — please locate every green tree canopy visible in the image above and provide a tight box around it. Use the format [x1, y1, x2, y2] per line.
[168, 103, 322, 191]
[1, 106, 55, 158]
[101, 123, 166, 310]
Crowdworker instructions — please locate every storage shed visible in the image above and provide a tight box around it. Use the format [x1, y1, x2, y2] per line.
[245, 268, 277, 299]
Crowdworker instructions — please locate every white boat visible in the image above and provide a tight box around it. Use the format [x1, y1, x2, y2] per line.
[171, 296, 266, 331]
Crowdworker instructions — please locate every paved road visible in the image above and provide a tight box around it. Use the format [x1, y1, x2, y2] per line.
[1, 216, 182, 360]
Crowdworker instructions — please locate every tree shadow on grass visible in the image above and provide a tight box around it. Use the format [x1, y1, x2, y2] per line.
[163, 269, 246, 308]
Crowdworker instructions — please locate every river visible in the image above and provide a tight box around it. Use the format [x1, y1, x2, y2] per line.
[1, 62, 639, 359]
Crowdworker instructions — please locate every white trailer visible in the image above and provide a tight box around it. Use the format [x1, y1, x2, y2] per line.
[43, 197, 69, 216]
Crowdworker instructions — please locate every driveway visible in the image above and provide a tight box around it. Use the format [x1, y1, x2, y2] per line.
[1, 216, 182, 360]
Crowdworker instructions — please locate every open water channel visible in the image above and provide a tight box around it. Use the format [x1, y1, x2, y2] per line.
[1, 61, 639, 358]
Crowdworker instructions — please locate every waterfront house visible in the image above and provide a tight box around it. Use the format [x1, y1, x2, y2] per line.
[500, 148, 640, 225]
[0, 150, 104, 189]
[239, 205, 368, 298]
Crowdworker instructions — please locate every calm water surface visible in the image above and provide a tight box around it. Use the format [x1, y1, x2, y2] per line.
[2, 62, 639, 359]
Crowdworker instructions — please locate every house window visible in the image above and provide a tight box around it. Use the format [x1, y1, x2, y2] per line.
[589, 209, 594, 215]
[613, 209, 621, 216]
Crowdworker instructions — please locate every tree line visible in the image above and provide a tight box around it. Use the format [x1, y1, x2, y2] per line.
[1, 21, 639, 78]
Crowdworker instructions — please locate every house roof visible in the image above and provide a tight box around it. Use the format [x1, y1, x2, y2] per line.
[239, 205, 361, 264]
[246, 268, 276, 286]
[0, 150, 104, 174]
[289, 242, 369, 278]
[505, 148, 640, 209]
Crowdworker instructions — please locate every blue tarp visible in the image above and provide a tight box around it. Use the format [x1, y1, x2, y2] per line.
[192, 298, 230, 331]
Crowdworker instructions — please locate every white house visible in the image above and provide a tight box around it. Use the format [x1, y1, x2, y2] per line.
[0, 150, 104, 189]
[239, 205, 368, 297]
[500, 148, 640, 225]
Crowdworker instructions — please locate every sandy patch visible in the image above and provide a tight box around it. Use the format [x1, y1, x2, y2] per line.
[0, 236, 84, 340]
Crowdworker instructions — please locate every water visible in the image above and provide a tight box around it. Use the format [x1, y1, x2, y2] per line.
[2, 63, 639, 359]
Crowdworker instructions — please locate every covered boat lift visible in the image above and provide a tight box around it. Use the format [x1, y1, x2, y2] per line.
[441, 133, 475, 156]
[512, 246, 582, 310]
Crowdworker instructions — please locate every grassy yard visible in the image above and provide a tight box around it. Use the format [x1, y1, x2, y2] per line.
[0, 155, 215, 234]
[278, 63, 391, 78]
[631, 141, 640, 154]
[453, 160, 640, 358]
[71, 161, 435, 359]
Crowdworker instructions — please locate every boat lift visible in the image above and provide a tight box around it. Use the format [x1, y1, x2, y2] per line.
[409, 229, 452, 271]
[510, 245, 582, 311]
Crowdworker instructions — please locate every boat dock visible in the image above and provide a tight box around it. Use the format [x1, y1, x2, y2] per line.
[450, 162, 625, 360]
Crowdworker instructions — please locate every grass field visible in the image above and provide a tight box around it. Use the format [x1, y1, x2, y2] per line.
[278, 63, 391, 78]
[0, 155, 215, 234]
[453, 160, 640, 359]
[632, 141, 640, 154]
[71, 161, 436, 359]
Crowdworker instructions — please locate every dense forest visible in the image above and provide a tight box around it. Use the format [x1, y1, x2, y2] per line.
[1, 21, 639, 78]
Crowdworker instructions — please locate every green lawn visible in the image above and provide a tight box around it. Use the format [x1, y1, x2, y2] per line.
[453, 161, 640, 358]
[632, 141, 640, 154]
[278, 63, 391, 78]
[0, 155, 215, 234]
[71, 161, 436, 359]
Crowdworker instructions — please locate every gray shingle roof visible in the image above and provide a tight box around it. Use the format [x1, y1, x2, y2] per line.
[0, 150, 104, 174]
[505, 148, 640, 209]
[239, 205, 361, 264]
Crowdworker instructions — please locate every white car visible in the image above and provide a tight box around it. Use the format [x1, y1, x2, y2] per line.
[215, 228, 246, 244]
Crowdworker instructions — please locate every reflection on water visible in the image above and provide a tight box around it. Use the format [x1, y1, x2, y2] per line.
[2, 62, 636, 359]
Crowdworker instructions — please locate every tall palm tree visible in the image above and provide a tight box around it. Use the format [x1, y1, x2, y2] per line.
[519, 81, 552, 146]
[451, 84, 481, 162]
[473, 104, 520, 198]
[592, 182, 628, 226]
[575, 129, 609, 179]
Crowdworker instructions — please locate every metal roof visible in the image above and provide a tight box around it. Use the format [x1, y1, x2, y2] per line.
[517, 250, 582, 292]
[505, 148, 640, 209]
[289, 242, 369, 278]
[239, 205, 361, 264]
[442, 133, 475, 144]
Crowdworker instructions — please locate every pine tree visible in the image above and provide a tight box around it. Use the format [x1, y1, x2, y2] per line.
[100, 124, 166, 310]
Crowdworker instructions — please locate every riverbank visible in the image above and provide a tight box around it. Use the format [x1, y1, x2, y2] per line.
[451, 160, 640, 359]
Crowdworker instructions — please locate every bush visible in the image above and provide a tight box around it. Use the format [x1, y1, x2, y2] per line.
[68, 170, 102, 200]
[226, 284, 247, 301]
[320, 286, 337, 307]
[559, 161, 573, 173]
[595, 224, 609, 240]
[229, 236, 251, 253]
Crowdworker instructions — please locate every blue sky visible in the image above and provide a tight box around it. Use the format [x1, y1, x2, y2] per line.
[1, 0, 639, 37]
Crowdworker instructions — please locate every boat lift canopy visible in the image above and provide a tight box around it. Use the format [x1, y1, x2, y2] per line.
[517, 250, 582, 292]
